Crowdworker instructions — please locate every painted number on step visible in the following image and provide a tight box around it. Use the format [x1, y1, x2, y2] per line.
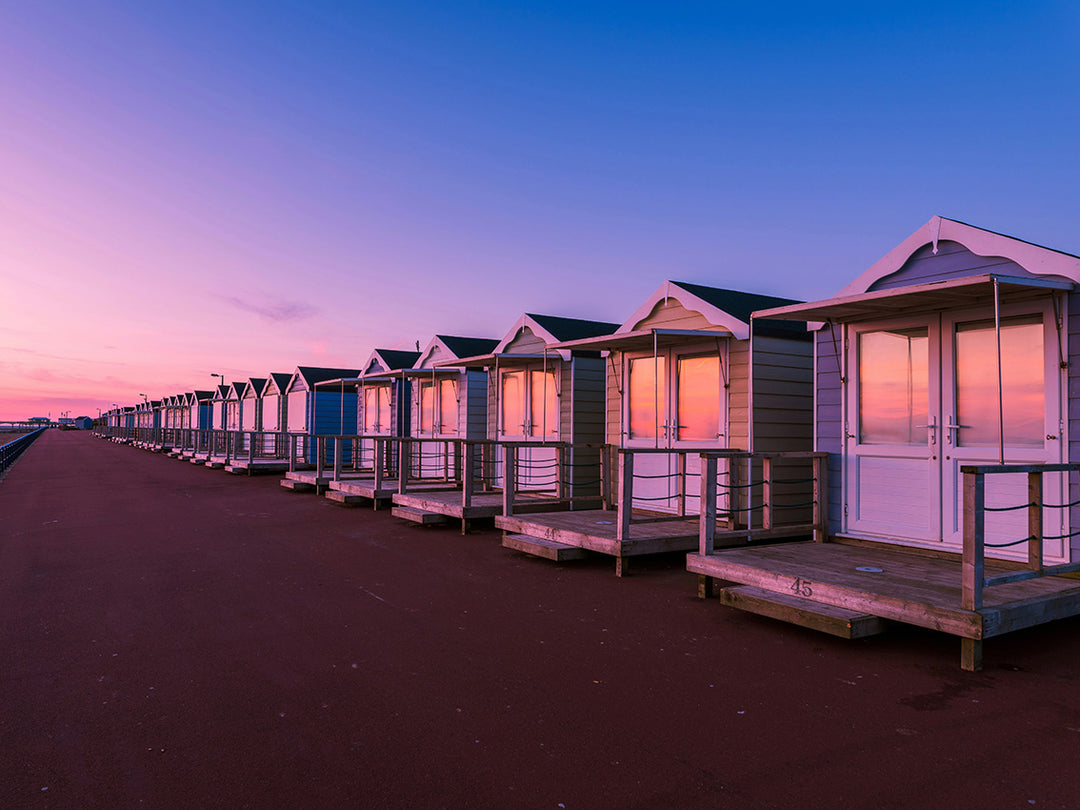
[790, 578, 813, 598]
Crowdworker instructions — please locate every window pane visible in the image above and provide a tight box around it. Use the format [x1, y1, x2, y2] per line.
[677, 354, 720, 442]
[419, 382, 435, 434]
[956, 319, 1043, 447]
[439, 379, 458, 435]
[529, 370, 558, 438]
[501, 371, 524, 436]
[363, 386, 391, 433]
[628, 355, 665, 441]
[858, 329, 928, 445]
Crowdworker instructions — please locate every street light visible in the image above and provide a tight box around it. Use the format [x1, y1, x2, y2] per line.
[139, 393, 149, 403]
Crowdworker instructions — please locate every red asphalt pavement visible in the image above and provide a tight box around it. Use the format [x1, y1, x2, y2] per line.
[2, 430, 1079, 809]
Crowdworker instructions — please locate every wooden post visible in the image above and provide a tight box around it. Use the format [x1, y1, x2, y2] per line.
[699, 453, 718, 556]
[961, 469, 985, 611]
[762, 455, 773, 531]
[616, 451, 633, 542]
[1028, 471, 1043, 572]
[374, 439, 385, 491]
[248, 433, 255, 464]
[334, 436, 343, 481]
[502, 445, 516, 518]
[316, 436, 326, 480]
[398, 440, 410, 495]
[462, 441, 475, 509]
[600, 444, 612, 511]
[961, 467, 986, 671]
[813, 454, 828, 543]
[557, 444, 568, 502]
[676, 452, 687, 517]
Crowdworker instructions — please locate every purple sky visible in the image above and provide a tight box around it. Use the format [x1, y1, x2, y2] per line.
[2, 2, 1078, 418]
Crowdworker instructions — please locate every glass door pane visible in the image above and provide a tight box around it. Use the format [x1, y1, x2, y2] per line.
[627, 355, 665, 443]
[419, 381, 435, 435]
[955, 318, 1044, 447]
[438, 379, 458, 435]
[858, 328, 929, 445]
[501, 371, 525, 437]
[529, 370, 558, 439]
[676, 354, 720, 442]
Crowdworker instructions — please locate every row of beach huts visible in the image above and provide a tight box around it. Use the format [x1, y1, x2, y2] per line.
[96, 217, 1080, 670]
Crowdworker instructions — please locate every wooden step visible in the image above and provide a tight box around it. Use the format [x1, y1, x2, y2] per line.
[326, 490, 367, 506]
[718, 585, 887, 639]
[279, 479, 315, 492]
[392, 505, 447, 525]
[502, 533, 588, 562]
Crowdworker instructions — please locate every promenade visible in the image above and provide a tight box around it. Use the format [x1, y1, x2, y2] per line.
[3, 430, 1079, 808]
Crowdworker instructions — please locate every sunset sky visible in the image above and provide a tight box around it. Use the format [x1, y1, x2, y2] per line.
[2, 2, 1078, 419]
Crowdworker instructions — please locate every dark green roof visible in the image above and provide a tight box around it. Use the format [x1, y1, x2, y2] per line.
[372, 350, 421, 372]
[296, 366, 362, 385]
[527, 314, 619, 342]
[670, 281, 809, 339]
[437, 335, 499, 359]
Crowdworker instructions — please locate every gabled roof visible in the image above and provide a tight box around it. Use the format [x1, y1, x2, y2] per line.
[840, 216, 1080, 296]
[227, 381, 246, 400]
[362, 349, 421, 376]
[263, 372, 294, 396]
[526, 313, 620, 343]
[493, 313, 619, 355]
[614, 280, 805, 341]
[242, 377, 267, 398]
[436, 335, 500, 360]
[293, 366, 362, 388]
[755, 217, 1080, 328]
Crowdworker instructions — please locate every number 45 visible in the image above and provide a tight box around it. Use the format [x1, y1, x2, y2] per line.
[790, 577, 812, 597]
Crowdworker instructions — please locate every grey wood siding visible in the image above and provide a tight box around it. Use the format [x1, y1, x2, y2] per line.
[751, 334, 813, 453]
[628, 298, 714, 331]
[871, 241, 1034, 290]
[464, 370, 488, 440]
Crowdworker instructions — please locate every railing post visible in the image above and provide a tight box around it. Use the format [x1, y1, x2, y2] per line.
[961, 467, 985, 671]
[557, 444, 568, 501]
[676, 451, 687, 517]
[316, 436, 326, 481]
[462, 441, 475, 508]
[762, 455, 773, 531]
[502, 444, 516, 517]
[398, 439, 411, 495]
[616, 450, 633, 542]
[700, 453, 718, 555]
[289, 434, 298, 473]
[813, 454, 827, 543]
[374, 438, 385, 491]
[1028, 471, 1043, 572]
[600, 444, 612, 511]
[334, 436, 343, 481]
[961, 469, 985, 611]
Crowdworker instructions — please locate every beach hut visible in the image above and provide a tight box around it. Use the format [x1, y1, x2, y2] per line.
[391, 313, 618, 530]
[495, 282, 816, 574]
[328, 338, 495, 511]
[686, 216, 1080, 669]
[259, 372, 293, 440]
[178, 390, 215, 461]
[305, 349, 421, 501]
[225, 377, 294, 475]
[277, 365, 361, 490]
[240, 378, 266, 434]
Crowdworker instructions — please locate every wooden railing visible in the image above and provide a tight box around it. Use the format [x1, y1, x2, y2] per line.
[698, 451, 829, 554]
[961, 463, 1080, 610]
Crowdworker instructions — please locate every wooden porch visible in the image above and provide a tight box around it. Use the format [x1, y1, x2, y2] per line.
[690, 462, 1080, 670]
[496, 449, 825, 576]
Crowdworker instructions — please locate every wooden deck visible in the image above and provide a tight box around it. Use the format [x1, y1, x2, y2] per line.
[327, 478, 457, 507]
[392, 488, 572, 521]
[496, 508, 701, 576]
[687, 541, 1080, 668]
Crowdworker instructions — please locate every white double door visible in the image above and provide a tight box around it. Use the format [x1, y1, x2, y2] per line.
[623, 346, 725, 513]
[845, 303, 1065, 560]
